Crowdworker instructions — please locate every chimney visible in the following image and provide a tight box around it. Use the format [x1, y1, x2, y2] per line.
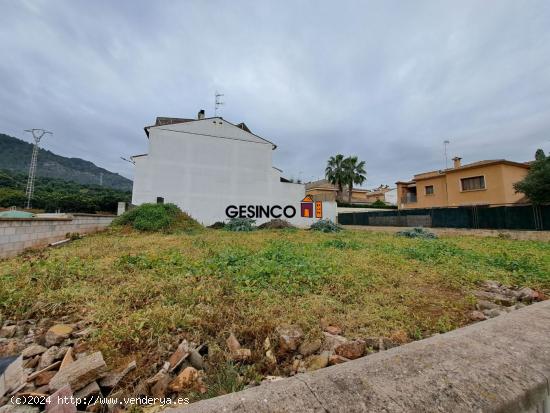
[452, 157, 462, 168]
[197, 109, 205, 120]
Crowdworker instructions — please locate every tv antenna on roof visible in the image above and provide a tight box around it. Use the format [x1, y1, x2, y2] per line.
[214, 91, 224, 117]
[24, 128, 52, 209]
[443, 140, 450, 169]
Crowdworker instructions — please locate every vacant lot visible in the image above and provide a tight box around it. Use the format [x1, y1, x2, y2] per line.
[1, 228, 549, 400]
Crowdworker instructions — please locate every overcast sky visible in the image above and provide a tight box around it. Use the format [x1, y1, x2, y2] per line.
[1, 0, 549, 187]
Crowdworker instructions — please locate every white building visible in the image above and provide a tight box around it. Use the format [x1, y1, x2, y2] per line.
[131, 111, 336, 226]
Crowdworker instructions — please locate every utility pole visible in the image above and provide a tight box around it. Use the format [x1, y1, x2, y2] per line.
[214, 91, 224, 116]
[24, 129, 52, 209]
[443, 140, 450, 169]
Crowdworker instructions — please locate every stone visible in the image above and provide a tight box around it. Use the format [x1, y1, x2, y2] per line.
[26, 361, 62, 381]
[469, 311, 487, 321]
[230, 349, 251, 362]
[260, 376, 284, 384]
[34, 370, 57, 387]
[45, 325, 74, 347]
[334, 339, 366, 360]
[0, 356, 24, 399]
[226, 333, 241, 354]
[150, 372, 170, 399]
[23, 356, 40, 369]
[60, 348, 74, 371]
[38, 346, 60, 369]
[483, 308, 505, 318]
[515, 302, 527, 310]
[188, 350, 204, 370]
[329, 354, 350, 365]
[474, 291, 516, 307]
[516, 287, 536, 303]
[0, 326, 17, 339]
[0, 405, 39, 413]
[74, 381, 101, 401]
[276, 325, 303, 353]
[306, 352, 330, 372]
[168, 340, 190, 372]
[291, 359, 306, 374]
[364, 337, 397, 351]
[168, 367, 198, 392]
[298, 339, 322, 357]
[49, 352, 107, 392]
[45, 385, 76, 413]
[321, 332, 348, 352]
[324, 325, 342, 335]
[21, 345, 47, 359]
[99, 360, 136, 389]
[265, 349, 277, 365]
[475, 300, 500, 311]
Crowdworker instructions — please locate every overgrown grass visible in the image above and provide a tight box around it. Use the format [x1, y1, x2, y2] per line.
[0, 228, 548, 401]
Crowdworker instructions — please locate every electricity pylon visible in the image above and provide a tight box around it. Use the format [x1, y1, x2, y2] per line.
[24, 129, 52, 209]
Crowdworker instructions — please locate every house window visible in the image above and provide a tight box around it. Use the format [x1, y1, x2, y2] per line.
[425, 185, 434, 195]
[461, 176, 485, 191]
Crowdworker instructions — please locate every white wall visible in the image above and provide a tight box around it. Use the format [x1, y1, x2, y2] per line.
[132, 118, 336, 226]
[384, 188, 397, 205]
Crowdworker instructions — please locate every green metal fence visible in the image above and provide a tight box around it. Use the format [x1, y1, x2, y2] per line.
[338, 204, 550, 230]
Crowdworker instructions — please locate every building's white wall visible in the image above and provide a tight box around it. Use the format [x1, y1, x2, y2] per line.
[384, 188, 397, 205]
[132, 118, 336, 226]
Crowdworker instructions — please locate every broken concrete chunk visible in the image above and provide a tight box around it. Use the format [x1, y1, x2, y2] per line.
[49, 352, 107, 392]
[45, 325, 74, 347]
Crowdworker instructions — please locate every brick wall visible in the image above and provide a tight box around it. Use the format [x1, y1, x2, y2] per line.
[0, 214, 115, 259]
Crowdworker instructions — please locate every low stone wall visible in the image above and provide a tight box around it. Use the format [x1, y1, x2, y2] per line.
[0, 214, 115, 259]
[170, 300, 550, 413]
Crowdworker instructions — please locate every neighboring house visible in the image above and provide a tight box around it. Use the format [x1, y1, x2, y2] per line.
[131, 111, 335, 225]
[396, 157, 530, 209]
[365, 185, 397, 205]
[305, 179, 369, 203]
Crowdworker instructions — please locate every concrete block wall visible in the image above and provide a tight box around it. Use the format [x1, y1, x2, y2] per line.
[0, 214, 114, 259]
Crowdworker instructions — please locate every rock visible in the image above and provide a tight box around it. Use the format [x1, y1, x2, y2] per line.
[483, 308, 505, 318]
[324, 325, 342, 335]
[21, 345, 47, 359]
[334, 339, 366, 360]
[45, 384, 76, 413]
[74, 381, 101, 401]
[0, 405, 39, 413]
[276, 325, 303, 353]
[261, 376, 284, 384]
[23, 356, 40, 369]
[226, 333, 241, 354]
[45, 325, 74, 347]
[321, 332, 348, 352]
[329, 354, 350, 365]
[475, 300, 500, 311]
[291, 359, 305, 374]
[305, 352, 330, 372]
[99, 360, 136, 389]
[168, 367, 198, 392]
[265, 349, 277, 365]
[364, 337, 397, 351]
[0, 356, 24, 399]
[60, 348, 74, 371]
[49, 352, 108, 392]
[38, 346, 60, 369]
[298, 339, 322, 357]
[73, 327, 95, 338]
[231, 349, 251, 362]
[0, 326, 17, 339]
[27, 361, 62, 381]
[469, 311, 487, 321]
[516, 287, 536, 303]
[167, 340, 190, 372]
[515, 302, 527, 310]
[188, 350, 204, 370]
[34, 370, 57, 387]
[474, 291, 516, 307]
[150, 372, 170, 398]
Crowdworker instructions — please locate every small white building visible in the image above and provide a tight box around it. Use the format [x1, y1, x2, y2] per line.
[131, 111, 336, 226]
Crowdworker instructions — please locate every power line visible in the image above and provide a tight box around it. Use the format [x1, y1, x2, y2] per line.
[24, 128, 52, 209]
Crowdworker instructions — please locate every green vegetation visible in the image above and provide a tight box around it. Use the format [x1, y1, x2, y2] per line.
[0, 169, 130, 213]
[0, 133, 132, 191]
[396, 227, 438, 239]
[112, 203, 202, 233]
[0, 229, 548, 401]
[337, 200, 397, 209]
[514, 149, 550, 204]
[310, 219, 342, 232]
[325, 154, 367, 202]
[225, 217, 256, 232]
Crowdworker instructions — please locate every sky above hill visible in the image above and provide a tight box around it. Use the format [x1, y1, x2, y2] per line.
[1, 0, 549, 186]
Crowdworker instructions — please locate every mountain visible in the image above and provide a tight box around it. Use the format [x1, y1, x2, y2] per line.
[0, 133, 132, 191]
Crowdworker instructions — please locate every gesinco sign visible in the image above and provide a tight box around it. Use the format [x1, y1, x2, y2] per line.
[225, 196, 323, 220]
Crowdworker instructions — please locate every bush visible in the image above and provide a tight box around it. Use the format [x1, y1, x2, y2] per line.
[310, 219, 342, 233]
[258, 219, 295, 230]
[396, 227, 437, 239]
[225, 217, 256, 232]
[112, 203, 202, 233]
[208, 221, 226, 229]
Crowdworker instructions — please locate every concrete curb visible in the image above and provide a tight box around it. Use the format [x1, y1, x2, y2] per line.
[170, 300, 550, 412]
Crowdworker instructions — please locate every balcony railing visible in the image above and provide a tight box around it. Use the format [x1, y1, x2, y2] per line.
[403, 193, 417, 204]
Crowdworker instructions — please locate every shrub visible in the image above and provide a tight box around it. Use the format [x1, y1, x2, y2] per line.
[208, 221, 226, 229]
[112, 203, 202, 233]
[396, 227, 437, 239]
[225, 217, 256, 232]
[310, 219, 342, 233]
[258, 219, 295, 230]
[322, 238, 361, 249]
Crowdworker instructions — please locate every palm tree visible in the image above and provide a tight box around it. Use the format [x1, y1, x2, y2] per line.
[325, 154, 346, 202]
[343, 156, 367, 203]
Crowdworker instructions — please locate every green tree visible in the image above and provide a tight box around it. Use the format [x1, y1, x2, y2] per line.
[514, 149, 550, 204]
[343, 156, 367, 203]
[325, 154, 346, 202]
